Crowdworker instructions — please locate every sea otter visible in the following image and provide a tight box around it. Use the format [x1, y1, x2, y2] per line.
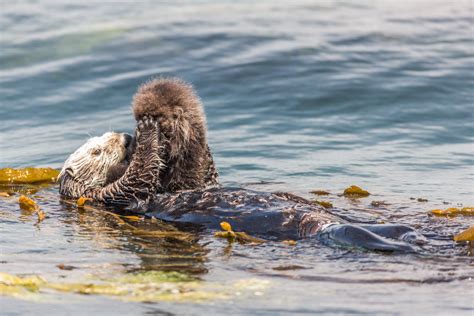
[59, 78, 423, 251]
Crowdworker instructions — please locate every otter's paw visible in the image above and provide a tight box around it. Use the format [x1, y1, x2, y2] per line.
[137, 116, 159, 131]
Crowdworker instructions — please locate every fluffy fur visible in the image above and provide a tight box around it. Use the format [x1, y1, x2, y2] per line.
[59, 78, 218, 203]
[57, 78, 420, 251]
[132, 78, 218, 192]
[59, 132, 128, 195]
[59, 117, 163, 207]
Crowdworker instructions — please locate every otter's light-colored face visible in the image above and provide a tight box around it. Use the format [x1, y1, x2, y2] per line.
[59, 132, 129, 188]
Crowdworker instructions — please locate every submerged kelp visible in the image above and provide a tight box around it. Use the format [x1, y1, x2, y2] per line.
[0, 273, 46, 300]
[0, 271, 269, 303]
[68, 198, 197, 242]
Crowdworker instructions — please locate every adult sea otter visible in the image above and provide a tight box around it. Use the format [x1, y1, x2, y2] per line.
[59, 78, 423, 251]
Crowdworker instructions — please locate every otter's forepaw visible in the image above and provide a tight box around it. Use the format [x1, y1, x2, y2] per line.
[138, 116, 159, 130]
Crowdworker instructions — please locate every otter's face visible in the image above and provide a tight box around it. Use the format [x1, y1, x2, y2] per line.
[59, 132, 132, 189]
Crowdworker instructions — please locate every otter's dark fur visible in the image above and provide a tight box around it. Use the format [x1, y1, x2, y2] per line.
[59, 78, 420, 250]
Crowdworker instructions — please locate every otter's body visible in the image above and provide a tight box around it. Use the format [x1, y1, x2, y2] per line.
[141, 188, 340, 240]
[59, 78, 422, 252]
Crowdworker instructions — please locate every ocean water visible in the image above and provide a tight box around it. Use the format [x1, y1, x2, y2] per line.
[0, 1, 473, 315]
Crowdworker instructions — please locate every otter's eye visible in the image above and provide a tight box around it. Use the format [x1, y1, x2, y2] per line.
[91, 148, 102, 156]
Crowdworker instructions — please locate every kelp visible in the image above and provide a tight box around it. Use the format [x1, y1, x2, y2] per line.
[430, 207, 474, 217]
[453, 226, 474, 242]
[76, 196, 93, 207]
[18, 195, 45, 222]
[343, 185, 370, 197]
[19, 195, 38, 212]
[61, 197, 196, 243]
[112, 271, 195, 283]
[214, 221, 265, 244]
[0, 167, 59, 196]
[0, 271, 269, 303]
[0, 273, 46, 300]
[36, 209, 46, 222]
[313, 200, 333, 209]
[0, 182, 53, 195]
[310, 190, 330, 196]
[0, 272, 46, 290]
[0, 168, 59, 184]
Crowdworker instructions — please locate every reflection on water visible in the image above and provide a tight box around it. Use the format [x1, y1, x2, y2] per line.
[1, 0, 473, 314]
[58, 199, 209, 275]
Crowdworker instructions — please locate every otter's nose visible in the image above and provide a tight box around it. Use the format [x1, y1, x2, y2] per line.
[122, 133, 133, 148]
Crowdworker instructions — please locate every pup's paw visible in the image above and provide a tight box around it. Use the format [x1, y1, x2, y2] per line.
[136, 115, 159, 134]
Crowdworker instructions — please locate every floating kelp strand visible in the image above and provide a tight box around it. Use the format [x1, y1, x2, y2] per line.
[60, 198, 196, 243]
[0, 168, 59, 184]
[0, 271, 269, 303]
[430, 207, 474, 217]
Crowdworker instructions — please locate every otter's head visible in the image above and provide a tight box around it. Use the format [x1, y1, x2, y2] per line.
[59, 132, 133, 193]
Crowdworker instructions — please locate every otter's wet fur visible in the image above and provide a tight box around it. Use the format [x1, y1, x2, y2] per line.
[133, 78, 218, 192]
[59, 132, 130, 197]
[59, 78, 421, 250]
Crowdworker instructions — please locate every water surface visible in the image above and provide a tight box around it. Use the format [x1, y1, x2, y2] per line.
[0, 1, 473, 315]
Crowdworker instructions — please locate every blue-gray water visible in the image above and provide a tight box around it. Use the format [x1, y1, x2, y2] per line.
[0, 1, 473, 315]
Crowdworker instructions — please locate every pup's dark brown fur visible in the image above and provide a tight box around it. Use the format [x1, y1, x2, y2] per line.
[133, 78, 218, 192]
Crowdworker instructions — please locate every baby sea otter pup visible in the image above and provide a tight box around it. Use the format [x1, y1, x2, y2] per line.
[59, 78, 424, 252]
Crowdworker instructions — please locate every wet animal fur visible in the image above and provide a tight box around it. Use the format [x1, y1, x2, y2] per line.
[58, 79, 421, 250]
[132, 78, 218, 192]
[59, 78, 218, 204]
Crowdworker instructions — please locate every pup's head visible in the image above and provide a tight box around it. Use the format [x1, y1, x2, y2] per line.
[132, 78, 207, 159]
[59, 132, 133, 189]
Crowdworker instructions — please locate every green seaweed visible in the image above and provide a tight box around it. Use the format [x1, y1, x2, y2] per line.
[0, 271, 269, 303]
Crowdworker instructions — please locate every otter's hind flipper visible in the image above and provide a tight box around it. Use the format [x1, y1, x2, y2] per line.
[359, 224, 427, 245]
[318, 224, 416, 253]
